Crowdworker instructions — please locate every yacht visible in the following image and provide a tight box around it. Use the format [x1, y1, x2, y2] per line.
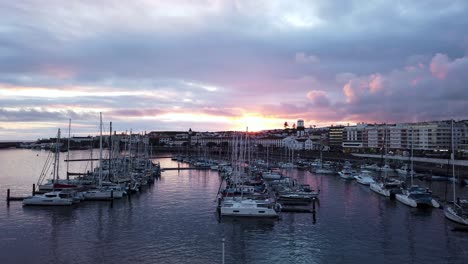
[220, 197, 279, 217]
[23, 191, 74, 206]
[360, 163, 380, 171]
[370, 178, 402, 197]
[262, 170, 282, 180]
[396, 164, 415, 176]
[338, 167, 354, 180]
[354, 170, 375, 185]
[83, 188, 123, 200]
[379, 164, 393, 172]
[396, 186, 440, 208]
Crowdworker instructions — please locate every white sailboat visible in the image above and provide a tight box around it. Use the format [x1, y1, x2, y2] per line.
[338, 161, 354, 180]
[23, 129, 75, 206]
[370, 125, 401, 197]
[23, 191, 74, 206]
[219, 132, 279, 218]
[444, 120, 468, 225]
[314, 146, 335, 174]
[83, 113, 124, 200]
[396, 127, 439, 208]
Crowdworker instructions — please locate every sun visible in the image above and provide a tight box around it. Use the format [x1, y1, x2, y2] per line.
[230, 114, 282, 132]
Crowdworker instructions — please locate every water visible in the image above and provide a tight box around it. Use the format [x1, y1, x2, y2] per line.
[1, 149, 468, 264]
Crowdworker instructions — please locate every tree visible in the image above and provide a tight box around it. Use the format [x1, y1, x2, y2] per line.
[292, 123, 296, 130]
[284, 122, 289, 129]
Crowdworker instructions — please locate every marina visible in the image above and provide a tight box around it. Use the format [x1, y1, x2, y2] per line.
[1, 148, 468, 263]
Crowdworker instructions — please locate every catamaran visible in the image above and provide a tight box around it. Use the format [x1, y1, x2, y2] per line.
[23, 129, 76, 206]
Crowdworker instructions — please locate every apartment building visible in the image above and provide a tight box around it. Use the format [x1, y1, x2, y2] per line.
[341, 120, 468, 153]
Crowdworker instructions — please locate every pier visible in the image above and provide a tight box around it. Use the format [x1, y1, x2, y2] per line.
[162, 167, 210, 171]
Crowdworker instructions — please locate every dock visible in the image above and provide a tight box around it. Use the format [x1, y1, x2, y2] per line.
[6, 189, 30, 202]
[162, 167, 210, 171]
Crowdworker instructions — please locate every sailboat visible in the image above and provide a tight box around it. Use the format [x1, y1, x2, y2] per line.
[396, 127, 439, 208]
[338, 161, 355, 180]
[83, 113, 124, 200]
[444, 120, 468, 225]
[314, 146, 335, 174]
[219, 133, 280, 218]
[23, 129, 75, 206]
[370, 125, 402, 197]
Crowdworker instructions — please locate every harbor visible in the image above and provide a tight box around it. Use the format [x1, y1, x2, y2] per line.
[1, 148, 468, 263]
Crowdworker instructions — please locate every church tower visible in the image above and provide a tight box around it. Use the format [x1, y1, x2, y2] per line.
[297, 119, 305, 137]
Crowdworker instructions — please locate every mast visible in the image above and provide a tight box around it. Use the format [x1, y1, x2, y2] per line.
[109, 121, 112, 182]
[383, 124, 388, 180]
[99, 112, 103, 187]
[66, 119, 71, 181]
[53, 128, 61, 184]
[410, 126, 414, 186]
[451, 120, 456, 204]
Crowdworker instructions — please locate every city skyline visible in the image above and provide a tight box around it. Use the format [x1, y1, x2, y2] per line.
[1, 1, 468, 140]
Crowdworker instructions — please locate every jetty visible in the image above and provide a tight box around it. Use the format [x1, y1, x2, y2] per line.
[162, 167, 210, 171]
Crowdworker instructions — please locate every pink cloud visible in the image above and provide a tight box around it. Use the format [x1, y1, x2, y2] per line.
[430, 53, 450, 79]
[343, 83, 355, 103]
[338, 53, 468, 124]
[306, 90, 330, 106]
[411, 76, 423, 86]
[342, 73, 384, 103]
[369, 74, 383, 93]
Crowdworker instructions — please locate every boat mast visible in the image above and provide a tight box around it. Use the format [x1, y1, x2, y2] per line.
[384, 124, 388, 180]
[99, 112, 103, 187]
[410, 126, 414, 186]
[109, 121, 112, 182]
[66, 119, 71, 181]
[53, 128, 61, 184]
[451, 119, 456, 204]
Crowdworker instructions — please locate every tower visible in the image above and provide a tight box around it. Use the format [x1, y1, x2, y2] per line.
[297, 119, 305, 137]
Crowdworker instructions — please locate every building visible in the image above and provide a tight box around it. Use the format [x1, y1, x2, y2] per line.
[340, 120, 468, 154]
[297, 119, 305, 137]
[328, 125, 345, 151]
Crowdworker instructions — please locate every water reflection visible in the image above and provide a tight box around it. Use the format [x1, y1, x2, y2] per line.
[1, 150, 468, 264]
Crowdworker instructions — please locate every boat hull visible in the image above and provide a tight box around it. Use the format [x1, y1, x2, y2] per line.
[23, 197, 73, 206]
[370, 183, 390, 197]
[220, 207, 278, 217]
[444, 206, 468, 225]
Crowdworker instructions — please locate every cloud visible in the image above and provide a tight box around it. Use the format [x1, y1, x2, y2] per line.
[1, 1, 468, 139]
[0, 108, 96, 122]
[430, 53, 450, 79]
[341, 53, 468, 123]
[430, 53, 468, 81]
[306, 90, 330, 107]
[295, 52, 320, 64]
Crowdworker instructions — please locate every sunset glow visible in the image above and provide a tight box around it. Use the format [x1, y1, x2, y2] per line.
[0, 1, 467, 139]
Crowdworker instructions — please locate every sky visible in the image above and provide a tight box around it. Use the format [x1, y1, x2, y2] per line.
[1, 0, 468, 140]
